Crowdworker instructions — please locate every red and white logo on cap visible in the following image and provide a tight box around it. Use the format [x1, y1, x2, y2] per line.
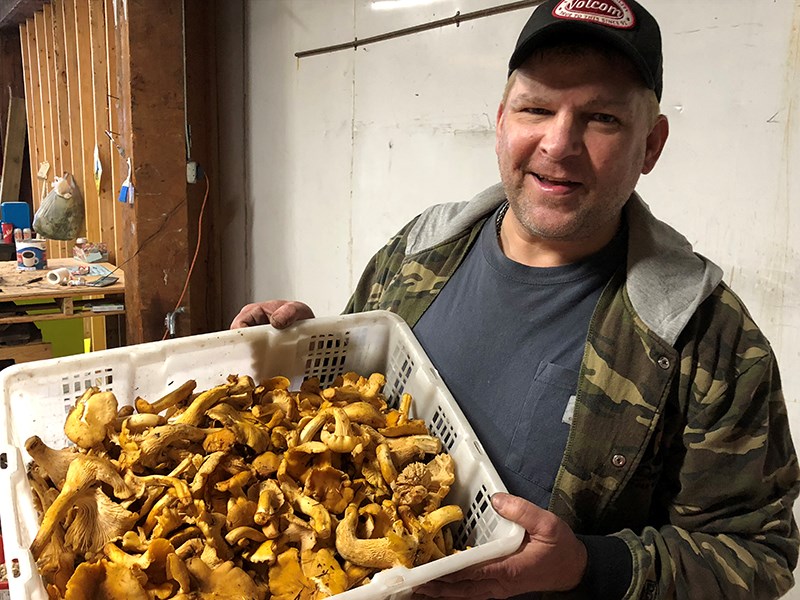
[552, 0, 636, 29]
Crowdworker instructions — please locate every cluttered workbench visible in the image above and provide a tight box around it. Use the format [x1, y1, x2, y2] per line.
[0, 258, 125, 363]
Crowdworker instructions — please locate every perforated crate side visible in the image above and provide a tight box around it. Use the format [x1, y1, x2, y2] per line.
[301, 329, 351, 387]
[455, 484, 500, 548]
[383, 338, 415, 409]
[5, 364, 121, 454]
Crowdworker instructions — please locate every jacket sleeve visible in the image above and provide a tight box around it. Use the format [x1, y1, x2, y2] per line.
[617, 342, 800, 600]
[343, 217, 419, 315]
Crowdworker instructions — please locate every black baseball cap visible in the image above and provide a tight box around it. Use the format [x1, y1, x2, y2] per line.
[509, 0, 663, 100]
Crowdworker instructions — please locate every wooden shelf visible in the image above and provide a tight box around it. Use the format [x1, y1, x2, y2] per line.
[0, 342, 52, 363]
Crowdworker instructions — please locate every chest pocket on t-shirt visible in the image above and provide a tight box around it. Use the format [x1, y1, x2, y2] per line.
[504, 361, 578, 492]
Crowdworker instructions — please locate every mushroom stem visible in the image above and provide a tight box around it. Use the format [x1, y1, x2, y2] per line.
[397, 393, 412, 426]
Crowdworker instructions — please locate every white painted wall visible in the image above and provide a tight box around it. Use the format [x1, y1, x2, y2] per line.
[219, 0, 800, 593]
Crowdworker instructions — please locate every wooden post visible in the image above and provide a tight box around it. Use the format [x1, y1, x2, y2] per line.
[19, 22, 41, 210]
[115, 0, 190, 343]
[184, 0, 222, 334]
[0, 95, 26, 204]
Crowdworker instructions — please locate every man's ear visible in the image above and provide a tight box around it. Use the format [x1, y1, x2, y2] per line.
[495, 102, 506, 154]
[642, 114, 669, 174]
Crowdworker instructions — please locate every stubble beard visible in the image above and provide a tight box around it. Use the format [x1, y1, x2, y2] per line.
[499, 164, 592, 242]
[499, 159, 631, 244]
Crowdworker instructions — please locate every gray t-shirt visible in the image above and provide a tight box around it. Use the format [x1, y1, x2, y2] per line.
[414, 206, 625, 508]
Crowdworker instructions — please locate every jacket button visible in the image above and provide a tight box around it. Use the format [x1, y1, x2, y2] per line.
[612, 454, 627, 468]
[657, 356, 670, 370]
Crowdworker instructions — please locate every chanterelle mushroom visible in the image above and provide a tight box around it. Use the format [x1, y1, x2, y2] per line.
[392, 462, 431, 508]
[320, 408, 370, 454]
[64, 488, 139, 557]
[386, 435, 442, 468]
[31, 454, 133, 557]
[268, 548, 317, 600]
[335, 505, 418, 569]
[171, 384, 228, 426]
[304, 466, 353, 514]
[65, 560, 150, 600]
[24, 435, 77, 489]
[135, 379, 197, 415]
[177, 557, 266, 600]
[302, 547, 349, 598]
[64, 388, 118, 449]
[206, 403, 270, 453]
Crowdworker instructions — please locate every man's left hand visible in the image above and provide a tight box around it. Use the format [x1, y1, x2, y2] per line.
[413, 493, 587, 599]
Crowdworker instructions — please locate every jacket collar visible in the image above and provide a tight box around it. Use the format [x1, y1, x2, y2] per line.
[406, 183, 723, 346]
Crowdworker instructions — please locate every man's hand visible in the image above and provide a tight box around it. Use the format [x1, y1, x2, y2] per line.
[414, 493, 587, 599]
[229, 300, 315, 329]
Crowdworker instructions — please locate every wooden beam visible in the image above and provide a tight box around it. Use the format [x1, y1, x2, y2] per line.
[24, 17, 44, 211]
[19, 22, 39, 207]
[60, 0, 81, 196]
[184, 0, 221, 333]
[50, 0, 72, 178]
[88, 0, 113, 259]
[72, 0, 99, 244]
[41, 2, 66, 257]
[116, 0, 189, 343]
[50, 0, 74, 261]
[39, 5, 59, 173]
[104, 0, 121, 262]
[0, 95, 26, 203]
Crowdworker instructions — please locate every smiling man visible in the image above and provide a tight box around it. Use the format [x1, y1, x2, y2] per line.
[231, 1, 799, 598]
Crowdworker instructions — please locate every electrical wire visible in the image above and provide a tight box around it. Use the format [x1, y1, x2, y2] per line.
[162, 171, 210, 340]
[90, 196, 187, 286]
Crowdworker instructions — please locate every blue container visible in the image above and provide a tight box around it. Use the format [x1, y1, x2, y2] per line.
[1, 202, 32, 230]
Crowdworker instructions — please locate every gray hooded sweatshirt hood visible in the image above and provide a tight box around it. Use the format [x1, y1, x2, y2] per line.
[403, 182, 724, 346]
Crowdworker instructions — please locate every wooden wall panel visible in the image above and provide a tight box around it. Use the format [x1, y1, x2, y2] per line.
[19, 0, 122, 254]
[23, 19, 43, 211]
[17, 0, 222, 344]
[88, 0, 113, 261]
[49, 2, 70, 258]
[105, 0, 122, 263]
[72, 0, 100, 245]
[32, 12, 50, 210]
[60, 0, 84, 198]
[18, 0, 125, 349]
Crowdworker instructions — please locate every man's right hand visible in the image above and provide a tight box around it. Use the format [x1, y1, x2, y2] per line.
[229, 300, 315, 330]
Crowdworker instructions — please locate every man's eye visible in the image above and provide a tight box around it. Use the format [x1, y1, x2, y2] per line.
[592, 113, 618, 124]
[522, 107, 550, 116]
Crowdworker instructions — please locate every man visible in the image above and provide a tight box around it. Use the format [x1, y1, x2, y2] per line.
[231, 1, 799, 598]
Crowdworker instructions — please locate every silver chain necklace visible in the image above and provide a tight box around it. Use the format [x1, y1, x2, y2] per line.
[495, 201, 510, 237]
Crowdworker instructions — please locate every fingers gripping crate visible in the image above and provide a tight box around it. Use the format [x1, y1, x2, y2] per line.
[0, 310, 524, 600]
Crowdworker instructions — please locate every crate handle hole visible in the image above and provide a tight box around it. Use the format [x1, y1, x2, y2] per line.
[0, 452, 6, 469]
[11, 558, 20, 578]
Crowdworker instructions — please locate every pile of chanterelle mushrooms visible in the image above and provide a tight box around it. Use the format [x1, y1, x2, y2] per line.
[25, 371, 464, 599]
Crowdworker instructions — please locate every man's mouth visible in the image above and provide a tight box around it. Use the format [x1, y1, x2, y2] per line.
[532, 172, 580, 187]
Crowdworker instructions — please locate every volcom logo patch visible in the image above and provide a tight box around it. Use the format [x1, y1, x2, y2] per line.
[553, 0, 636, 29]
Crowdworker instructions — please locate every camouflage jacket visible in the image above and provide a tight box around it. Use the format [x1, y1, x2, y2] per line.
[344, 183, 800, 600]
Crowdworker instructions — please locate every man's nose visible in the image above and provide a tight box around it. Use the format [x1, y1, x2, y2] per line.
[539, 114, 582, 160]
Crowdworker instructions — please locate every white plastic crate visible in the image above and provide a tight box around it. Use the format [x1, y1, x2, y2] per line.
[0, 310, 524, 600]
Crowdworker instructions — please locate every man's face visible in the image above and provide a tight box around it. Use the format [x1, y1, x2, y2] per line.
[496, 47, 667, 251]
